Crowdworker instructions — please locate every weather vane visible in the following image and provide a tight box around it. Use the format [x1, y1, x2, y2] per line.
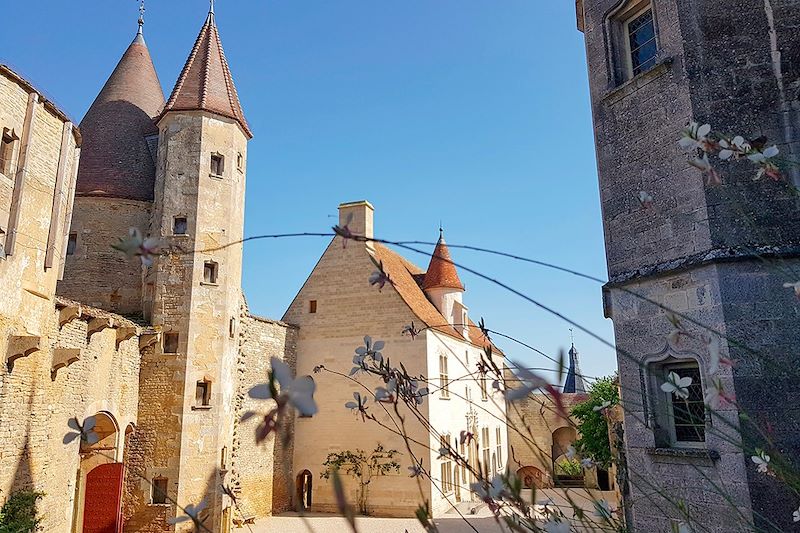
[137, 0, 145, 32]
[569, 328, 574, 344]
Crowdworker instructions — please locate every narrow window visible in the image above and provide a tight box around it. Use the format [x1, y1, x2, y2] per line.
[624, 7, 657, 77]
[173, 216, 187, 235]
[0, 130, 16, 176]
[440, 434, 453, 492]
[210, 153, 224, 177]
[439, 354, 449, 398]
[220, 446, 229, 470]
[309, 300, 317, 313]
[482, 427, 490, 474]
[664, 363, 705, 444]
[163, 332, 179, 354]
[66, 233, 77, 255]
[229, 317, 236, 339]
[496, 427, 502, 471]
[236, 152, 244, 172]
[152, 477, 168, 504]
[196, 380, 211, 407]
[203, 261, 218, 284]
[480, 372, 488, 401]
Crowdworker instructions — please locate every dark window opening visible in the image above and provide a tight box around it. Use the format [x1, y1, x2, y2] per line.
[236, 152, 244, 171]
[0, 130, 16, 176]
[203, 261, 218, 284]
[196, 381, 211, 407]
[229, 317, 236, 339]
[210, 153, 224, 176]
[309, 300, 317, 313]
[66, 233, 77, 255]
[173, 216, 187, 235]
[163, 332, 179, 354]
[152, 477, 168, 504]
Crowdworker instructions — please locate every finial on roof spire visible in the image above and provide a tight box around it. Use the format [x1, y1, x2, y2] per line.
[137, 0, 145, 35]
[209, 0, 215, 14]
[569, 327, 574, 346]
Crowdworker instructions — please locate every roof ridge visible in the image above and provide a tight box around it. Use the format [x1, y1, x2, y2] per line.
[200, 15, 213, 109]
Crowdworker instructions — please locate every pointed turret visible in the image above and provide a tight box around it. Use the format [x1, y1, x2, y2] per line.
[160, 7, 252, 138]
[563, 344, 586, 394]
[423, 230, 465, 291]
[76, 24, 165, 200]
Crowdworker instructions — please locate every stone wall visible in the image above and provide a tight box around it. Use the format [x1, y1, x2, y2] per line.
[59, 197, 151, 318]
[231, 312, 297, 520]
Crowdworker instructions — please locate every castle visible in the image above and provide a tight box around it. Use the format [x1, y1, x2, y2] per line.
[576, 0, 800, 530]
[0, 5, 511, 531]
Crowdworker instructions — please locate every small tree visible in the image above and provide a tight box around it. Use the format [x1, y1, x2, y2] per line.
[0, 490, 43, 533]
[320, 444, 400, 515]
[571, 375, 619, 468]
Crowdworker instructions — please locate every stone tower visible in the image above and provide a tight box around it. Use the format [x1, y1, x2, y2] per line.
[138, 4, 251, 529]
[576, 0, 799, 531]
[58, 19, 164, 315]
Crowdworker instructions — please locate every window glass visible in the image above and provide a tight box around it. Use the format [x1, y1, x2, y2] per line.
[628, 9, 657, 75]
[173, 217, 187, 235]
[667, 365, 705, 443]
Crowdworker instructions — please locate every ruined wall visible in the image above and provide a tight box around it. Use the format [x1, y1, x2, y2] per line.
[230, 312, 297, 519]
[58, 197, 150, 317]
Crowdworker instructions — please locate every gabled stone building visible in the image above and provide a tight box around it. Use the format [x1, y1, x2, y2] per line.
[576, 0, 800, 530]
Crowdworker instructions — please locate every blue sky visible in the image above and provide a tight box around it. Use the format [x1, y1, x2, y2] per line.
[2, 1, 617, 382]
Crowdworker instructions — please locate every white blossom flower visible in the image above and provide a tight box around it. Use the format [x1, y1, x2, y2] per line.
[355, 336, 385, 364]
[471, 475, 505, 503]
[374, 378, 397, 403]
[706, 335, 732, 375]
[581, 458, 595, 469]
[543, 519, 571, 533]
[565, 445, 577, 460]
[688, 153, 722, 185]
[638, 191, 654, 208]
[593, 499, 613, 520]
[661, 371, 693, 400]
[408, 464, 424, 478]
[368, 260, 393, 291]
[676, 522, 692, 533]
[678, 122, 712, 151]
[703, 377, 734, 410]
[593, 400, 612, 413]
[793, 505, 800, 522]
[751, 449, 770, 474]
[167, 499, 207, 525]
[248, 357, 318, 416]
[112, 228, 160, 266]
[64, 416, 99, 445]
[344, 392, 368, 420]
[783, 282, 800, 298]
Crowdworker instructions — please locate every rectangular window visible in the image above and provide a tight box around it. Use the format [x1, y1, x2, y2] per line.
[665, 364, 705, 444]
[196, 381, 211, 407]
[0, 130, 16, 176]
[625, 8, 657, 77]
[309, 300, 317, 313]
[496, 427, 502, 471]
[152, 477, 168, 505]
[203, 261, 218, 284]
[236, 152, 244, 172]
[163, 332, 179, 354]
[440, 434, 453, 493]
[482, 427, 490, 474]
[173, 216, 187, 235]
[439, 354, 449, 398]
[221, 446, 229, 470]
[210, 153, 224, 177]
[66, 233, 77, 256]
[480, 373, 488, 401]
[229, 317, 236, 339]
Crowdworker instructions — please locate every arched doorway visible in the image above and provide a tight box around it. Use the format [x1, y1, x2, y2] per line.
[296, 470, 313, 510]
[551, 426, 583, 487]
[73, 412, 124, 533]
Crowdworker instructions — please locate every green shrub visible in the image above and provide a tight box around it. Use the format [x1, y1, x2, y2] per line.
[571, 375, 620, 468]
[555, 458, 584, 477]
[0, 490, 43, 533]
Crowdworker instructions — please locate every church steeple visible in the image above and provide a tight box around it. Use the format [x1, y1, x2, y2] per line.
[563, 343, 586, 394]
[161, 5, 252, 138]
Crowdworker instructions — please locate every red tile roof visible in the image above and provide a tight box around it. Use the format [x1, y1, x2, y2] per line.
[422, 234, 465, 291]
[76, 33, 164, 201]
[161, 11, 252, 138]
[373, 243, 501, 355]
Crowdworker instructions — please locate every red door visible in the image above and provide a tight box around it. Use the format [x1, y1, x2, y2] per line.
[83, 463, 124, 533]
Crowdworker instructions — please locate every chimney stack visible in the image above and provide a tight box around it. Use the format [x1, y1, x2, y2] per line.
[338, 201, 374, 248]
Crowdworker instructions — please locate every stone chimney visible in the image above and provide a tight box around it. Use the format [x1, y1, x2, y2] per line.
[338, 201, 374, 249]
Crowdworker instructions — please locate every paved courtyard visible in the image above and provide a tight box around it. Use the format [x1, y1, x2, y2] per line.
[250, 512, 503, 533]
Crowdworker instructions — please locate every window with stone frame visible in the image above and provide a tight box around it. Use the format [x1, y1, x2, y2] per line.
[210, 153, 224, 177]
[173, 216, 188, 235]
[151, 477, 168, 504]
[610, 0, 658, 83]
[440, 434, 453, 493]
[309, 300, 317, 313]
[439, 353, 450, 398]
[163, 332, 179, 354]
[496, 427, 503, 471]
[481, 427, 491, 474]
[236, 152, 244, 172]
[229, 317, 236, 339]
[480, 371, 488, 401]
[651, 359, 707, 447]
[0, 129, 17, 177]
[195, 380, 212, 407]
[203, 261, 218, 284]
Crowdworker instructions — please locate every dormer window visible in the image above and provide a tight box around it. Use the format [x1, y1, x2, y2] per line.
[210, 153, 224, 177]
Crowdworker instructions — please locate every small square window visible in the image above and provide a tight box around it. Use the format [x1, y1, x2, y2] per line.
[203, 261, 218, 284]
[309, 300, 317, 313]
[173, 217, 187, 235]
[163, 332, 179, 354]
[66, 233, 77, 256]
[152, 477, 168, 505]
[210, 153, 224, 177]
[196, 381, 211, 407]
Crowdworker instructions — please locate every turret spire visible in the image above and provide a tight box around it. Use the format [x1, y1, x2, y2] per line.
[422, 230, 464, 291]
[563, 342, 586, 394]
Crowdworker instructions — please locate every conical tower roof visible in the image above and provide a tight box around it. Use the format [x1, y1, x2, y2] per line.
[422, 231, 465, 291]
[161, 8, 252, 138]
[76, 29, 165, 201]
[563, 344, 586, 394]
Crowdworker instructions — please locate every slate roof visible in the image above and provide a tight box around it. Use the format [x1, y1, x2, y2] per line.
[563, 344, 586, 393]
[161, 10, 252, 138]
[76, 32, 164, 201]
